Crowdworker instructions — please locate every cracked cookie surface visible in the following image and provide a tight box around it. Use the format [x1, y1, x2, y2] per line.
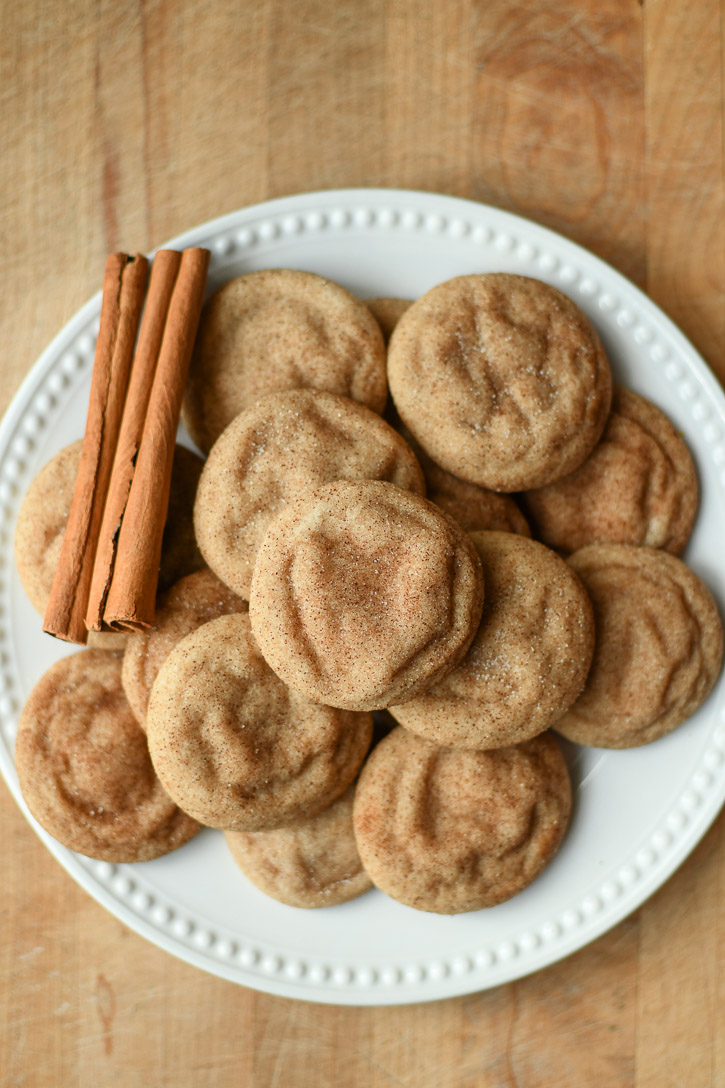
[194, 389, 425, 599]
[387, 273, 612, 491]
[353, 727, 571, 914]
[146, 613, 372, 831]
[15, 649, 199, 862]
[249, 480, 484, 711]
[390, 531, 594, 749]
[184, 269, 388, 453]
[554, 544, 723, 747]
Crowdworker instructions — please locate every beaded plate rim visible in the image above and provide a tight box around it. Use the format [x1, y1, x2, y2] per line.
[1, 188, 725, 1005]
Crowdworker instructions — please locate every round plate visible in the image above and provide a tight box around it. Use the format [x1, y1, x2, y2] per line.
[2, 189, 725, 1006]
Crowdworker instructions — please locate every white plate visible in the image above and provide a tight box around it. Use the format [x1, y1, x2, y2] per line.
[2, 189, 725, 1006]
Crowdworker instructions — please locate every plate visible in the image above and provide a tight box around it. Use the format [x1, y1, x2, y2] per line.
[2, 189, 725, 1006]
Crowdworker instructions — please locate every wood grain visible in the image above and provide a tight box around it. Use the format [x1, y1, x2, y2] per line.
[2, 0, 725, 1084]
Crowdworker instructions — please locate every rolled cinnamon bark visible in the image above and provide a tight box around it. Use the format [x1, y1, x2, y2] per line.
[86, 250, 183, 631]
[103, 247, 209, 630]
[43, 253, 148, 643]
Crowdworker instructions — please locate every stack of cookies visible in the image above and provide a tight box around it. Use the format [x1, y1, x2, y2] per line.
[13, 269, 723, 915]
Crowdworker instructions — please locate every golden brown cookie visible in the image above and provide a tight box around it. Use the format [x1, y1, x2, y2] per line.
[353, 727, 571, 914]
[183, 269, 388, 453]
[390, 531, 594, 749]
[554, 544, 723, 748]
[15, 650, 199, 862]
[366, 297, 412, 343]
[522, 386, 698, 555]
[122, 569, 247, 728]
[225, 785, 372, 908]
[146, 613, 373, 832]
[388, 273, 612, 491]
[249, 480, 485, 711]
[194, 389, 425, 599]
[15, 441, 205, 618]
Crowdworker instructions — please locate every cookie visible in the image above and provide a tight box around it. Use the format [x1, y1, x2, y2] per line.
[249, 480, 485, 711]
[15, 649, 199, 862]
[122, 568, 247, 727]
[225, 784, 372, 908]
[15, 440, 205, 618]
[146, 613, 373, 831]
[554, 544, 723, 748]
[194, 389, 426, 599]
[387, 273, 612, 491]
[522, 386, 698, 555]
[390, 531, 594, 749]
[353, 727, 571, 914]
[183, 269, 388, 453]
[366, 297, 412, 343]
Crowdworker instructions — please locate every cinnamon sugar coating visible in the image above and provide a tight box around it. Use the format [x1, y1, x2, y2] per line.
[249, 480, 485, 711]
[387, 273, 612, 491]
[390, 531, 594, 749]
[353, 727, 571, 914]
[522, 386, 698, 555]
[225, 784, 372, 908]
[554, 544, 723, 748]
[122, 568, 247, 728]
[183, 269, 388, 453]
[194, 389, 425, 599]
[146, 613, 373, 832]
[15, 650, 199, 862]
[366, 297, 412, 343]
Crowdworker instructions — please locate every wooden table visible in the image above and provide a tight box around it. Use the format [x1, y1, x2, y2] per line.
[2, 1, 724, 1084]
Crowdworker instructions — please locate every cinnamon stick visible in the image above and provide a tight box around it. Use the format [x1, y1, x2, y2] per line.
[103, 247, 210, 630]
[86, 250, 182, 631]
[43, 253, 149, 643]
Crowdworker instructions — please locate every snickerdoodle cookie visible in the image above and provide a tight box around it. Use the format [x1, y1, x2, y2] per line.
[390, 531, 594, 749]
[225, 784, 372, 908]
[15, 650, 199, 862]
[194, 389, 425, 599]
[366, 297, 411, 343]
[122, 569, 247, 727]
[554, 544, 723, 748]
[146, 613, 373, 831]
[387, 273, 612, 491]
[522, 387, 698, 555]
[184, 269, 388, 453]
[353, 727, 571, 914]
[249, 480, 484, 711]
[15, 441, 205, 616]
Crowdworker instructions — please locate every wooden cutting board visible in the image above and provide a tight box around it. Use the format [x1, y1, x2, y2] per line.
[1, 1, 723, 1085]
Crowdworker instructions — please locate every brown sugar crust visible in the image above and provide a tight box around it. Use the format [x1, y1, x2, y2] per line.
[390, 532, 594, 749]
[554, 544, 723, 748]
[146, 613, 373, 832]
[249, 480, 485, 711]
[15, 649, 199, 862]
[194, 389, 426, 599]
[522, 386, 698, 555]
[366, 297, 412, 343]
[183, 269, 388, 453]
[387, 273, 612, 492]
[225, 785, 372, 908]
[122, 569, 247, 728]
[353, 727, 571, 914]
[15, 440, 205, 618]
